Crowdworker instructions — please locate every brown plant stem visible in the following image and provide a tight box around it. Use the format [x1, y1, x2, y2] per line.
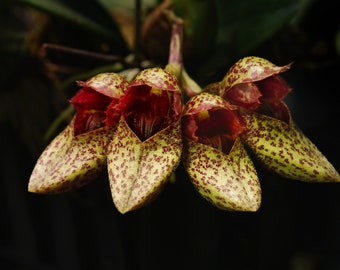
[40, 43, 140, 68]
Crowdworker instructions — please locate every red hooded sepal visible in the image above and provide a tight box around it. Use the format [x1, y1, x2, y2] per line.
[28, 117, 117, 194]
[240, 111, 340, 182]
[107, 117, 182, 214]
[183, 137, 261, 212]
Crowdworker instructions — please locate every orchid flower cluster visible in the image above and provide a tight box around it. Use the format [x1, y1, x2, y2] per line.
[28, 16, 340, 214]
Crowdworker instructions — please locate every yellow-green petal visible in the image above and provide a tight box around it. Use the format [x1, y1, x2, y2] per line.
[107, 118, 182, 214]
[241, 112, 340, 182]
[183, 138, 261, 212]
[28, 117, 116, 194]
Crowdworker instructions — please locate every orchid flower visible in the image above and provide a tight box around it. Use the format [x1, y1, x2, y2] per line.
[28, 9, 339, 215]
[205, 56, 340, 182]
[182, 92, 261, 211]
[28, 73, 128, 193]
[107, 67, 183, 213]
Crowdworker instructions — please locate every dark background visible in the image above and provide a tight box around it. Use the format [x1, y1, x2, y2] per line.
[1, 0, 340, 269]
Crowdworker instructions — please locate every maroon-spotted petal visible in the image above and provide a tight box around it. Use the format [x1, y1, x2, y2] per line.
[222, 56, 292, 89]
[108, 118, 182, 213]
[77, 72, 128, 98]
[183, 137, 261, 211]
[240, 111, 340, 182]
[28, 117, 116, 194]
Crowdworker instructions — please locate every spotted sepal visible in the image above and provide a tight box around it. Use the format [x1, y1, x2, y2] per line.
[240, 111, 340, 182]
[222, 56, 292, 89]
[107, 118, 182, 214]
[77, 72, 127, 98]
[28, 117, 116, 194]
[183, 137, 261, 212]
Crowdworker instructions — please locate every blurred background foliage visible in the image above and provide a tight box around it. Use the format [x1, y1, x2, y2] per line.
[1, 0, 340, 269]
